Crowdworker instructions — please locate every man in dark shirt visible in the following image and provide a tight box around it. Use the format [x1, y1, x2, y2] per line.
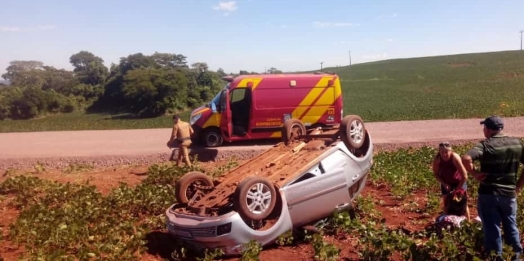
[462, 115, 524, 261]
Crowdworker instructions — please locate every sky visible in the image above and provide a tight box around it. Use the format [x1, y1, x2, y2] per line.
[1, 0, 523, 75]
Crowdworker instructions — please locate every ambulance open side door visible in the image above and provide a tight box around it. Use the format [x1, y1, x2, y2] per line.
[219, 89, 232, 142]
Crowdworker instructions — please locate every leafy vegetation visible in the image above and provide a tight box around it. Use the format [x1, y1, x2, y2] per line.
[0, 112, 188, 132]
[313, 142, 524, 260]
[370, 143, 484, 201]
[2, 143, 524, 260]
[2, 170, 168, 260]
[2, 50, 524, 132]
[0, 51, 229, 122]
[308, 233, 340, 261]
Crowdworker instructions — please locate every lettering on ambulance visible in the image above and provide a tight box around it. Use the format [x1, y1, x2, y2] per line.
[255, 117, 281, 127]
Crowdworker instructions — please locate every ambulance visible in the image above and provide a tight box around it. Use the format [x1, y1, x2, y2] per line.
[189, 73, 344, 147]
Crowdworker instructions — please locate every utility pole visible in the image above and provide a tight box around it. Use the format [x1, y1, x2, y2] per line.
[320, 62, 324, 71]
[520, 30, 523, 51]
[349, 51, 352, 66]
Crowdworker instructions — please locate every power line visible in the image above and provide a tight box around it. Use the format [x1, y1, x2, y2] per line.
[520, 30, 523, 51]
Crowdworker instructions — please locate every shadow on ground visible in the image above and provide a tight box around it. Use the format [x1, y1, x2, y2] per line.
[216, 138, 281, 147]
[167, 138, 281, 163]
[145, 231, 200, 261]
[167, 148, 219, 162]
[106, 113, 142, 120]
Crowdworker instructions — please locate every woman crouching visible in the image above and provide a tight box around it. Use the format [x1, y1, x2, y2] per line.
[432, 141, 471, 221]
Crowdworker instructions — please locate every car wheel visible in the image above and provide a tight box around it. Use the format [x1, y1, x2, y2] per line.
[282, 119, 306, 145]
[340, 115, 366, 150]
[175, 171, 214, 204]
[202, 128, 223, 147]
[234, 176, 277, 221]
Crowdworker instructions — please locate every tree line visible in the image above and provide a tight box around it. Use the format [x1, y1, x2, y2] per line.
[0, 51, 284, 120]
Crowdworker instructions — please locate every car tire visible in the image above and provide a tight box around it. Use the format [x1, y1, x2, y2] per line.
[175, 171, 214, 204]
[234, 176, 277, 221]
[202, 128, 223, 147]
[282, 119, 306, 145]
[340, 115, 366, 150]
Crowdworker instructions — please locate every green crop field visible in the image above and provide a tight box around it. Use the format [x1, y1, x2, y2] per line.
[1, 50, 523, 133]
[333, 50, 524, 121]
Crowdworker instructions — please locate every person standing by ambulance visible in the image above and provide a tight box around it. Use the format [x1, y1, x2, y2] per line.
[167, 115, 194, 167]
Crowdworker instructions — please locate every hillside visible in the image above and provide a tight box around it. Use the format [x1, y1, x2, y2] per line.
[322, 50, 524, 121]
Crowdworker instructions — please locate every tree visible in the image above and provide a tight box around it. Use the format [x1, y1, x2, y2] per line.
[69, 51, 109, 85]
[120, 68, 189, 117]
[267, 67, 282, 74]
[216, 68, 226, 77]
[151, 52, 188, 68]
[2, 60, 45, 83]
[191, 62, 208, 73]
[41, 66, 79, 93]
[118, 53, 156, 74]
[10, 70, 46, 88]
[90, 53, 159, 112]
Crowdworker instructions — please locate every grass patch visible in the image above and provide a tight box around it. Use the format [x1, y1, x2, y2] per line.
[0, 111, 189, 133]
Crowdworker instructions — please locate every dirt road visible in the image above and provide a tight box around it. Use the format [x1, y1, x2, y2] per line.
[1, 116, 524, 170]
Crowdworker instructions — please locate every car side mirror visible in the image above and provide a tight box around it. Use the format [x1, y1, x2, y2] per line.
[211, 102, 217, 113]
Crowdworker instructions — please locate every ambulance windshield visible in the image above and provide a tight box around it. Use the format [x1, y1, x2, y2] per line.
[210, 91, 221, 108]
[208, 83, 229, 109]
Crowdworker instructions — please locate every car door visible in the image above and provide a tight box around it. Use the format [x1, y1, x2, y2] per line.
[281, 149, 352, 227]
[219, 89, 232, 142]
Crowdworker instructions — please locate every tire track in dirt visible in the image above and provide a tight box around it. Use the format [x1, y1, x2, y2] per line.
[1, 116, 524, 171]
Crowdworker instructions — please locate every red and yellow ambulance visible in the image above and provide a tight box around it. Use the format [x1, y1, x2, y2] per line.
[189, 73, 344, 147]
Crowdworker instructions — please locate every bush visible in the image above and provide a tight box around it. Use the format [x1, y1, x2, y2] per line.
[0, 86, 77, 120]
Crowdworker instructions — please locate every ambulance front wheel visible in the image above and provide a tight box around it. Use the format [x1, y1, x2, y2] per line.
[202, 128, 223, 147]
[340, 115, 366, 150]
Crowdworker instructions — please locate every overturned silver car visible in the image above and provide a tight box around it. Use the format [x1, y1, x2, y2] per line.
[165, 115, 374, 256]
